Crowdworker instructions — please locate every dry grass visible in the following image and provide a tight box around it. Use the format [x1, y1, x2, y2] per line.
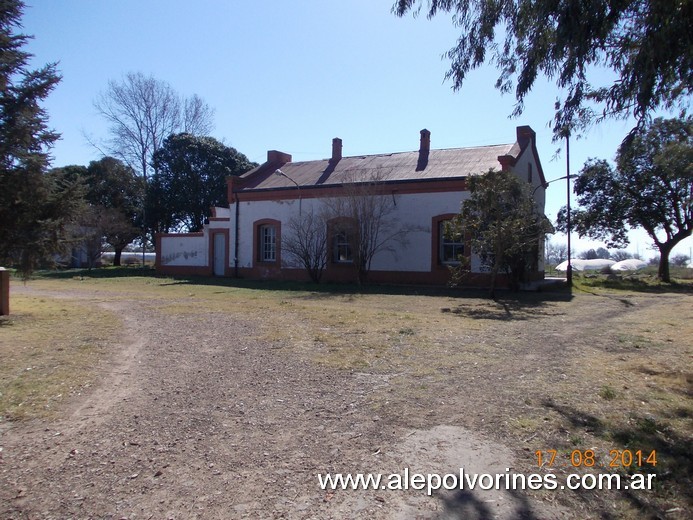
[8, 270, 693, 518]
[0, 293, 119, 421]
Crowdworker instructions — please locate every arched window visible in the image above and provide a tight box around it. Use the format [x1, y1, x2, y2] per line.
[253, 219, 281, 265]
[259, 224, 276, 262]
[333, 230, 353, 263]
[328, 217, 356, 264]
[438, 220, 464, 265]
[432, 214, 465, 268]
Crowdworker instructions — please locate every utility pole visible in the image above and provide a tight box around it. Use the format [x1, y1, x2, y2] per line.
[566, 131, 573, 287]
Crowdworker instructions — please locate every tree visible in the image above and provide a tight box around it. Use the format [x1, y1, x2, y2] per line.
[579, 249, 599, 260]
[558, 117, 692, 282]
[451, 169, 552, 297]
[671, 254, 690, 268]
[94, 72, 214, 181]
[393, 0, 692, 138]
[183, 94, 215, 136]
[324, 169, 415, 284]
[578, 247, 610, 260]
[85, 157, 143, 265]
[611, 250, 633, 262]
[545, 240, 568, 265]
[149, 133, 256, 232]
[54, 158, 144, 266]
[282, 208, 329, 283]
[68, 205, 105, 269]
[0, 0, 83, 276]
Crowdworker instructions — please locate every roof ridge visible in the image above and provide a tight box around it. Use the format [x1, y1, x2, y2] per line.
[299, 142, 515, 164]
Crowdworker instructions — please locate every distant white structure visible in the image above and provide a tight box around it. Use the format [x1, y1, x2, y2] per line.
[611, 259, 648, 271]
[101, 252, 156, 263]
[555, 259, 615, 271]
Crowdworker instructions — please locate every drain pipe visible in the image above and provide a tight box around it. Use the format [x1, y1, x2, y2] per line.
[234, 192, 240, 278]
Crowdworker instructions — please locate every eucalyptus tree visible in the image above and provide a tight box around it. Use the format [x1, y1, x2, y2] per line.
[393, 0, 692, 138]
[558, 117, 692, 282]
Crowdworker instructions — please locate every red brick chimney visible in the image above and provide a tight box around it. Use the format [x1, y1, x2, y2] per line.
[416, 129, 431, 171]
[497, 154, 516, 172]
[267, 150, 292, 164]
[420, 128, 431, 155]
[516, 126, 535, 150]
[331, 137, 342, 162]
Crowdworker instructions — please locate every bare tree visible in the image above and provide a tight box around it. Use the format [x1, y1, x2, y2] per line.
[611, 250, 633, 262]
[183, 94, 215, 136]
[94, 72, 214, 181]
[324, 169, 415, 284]
[671, 254, 690, 267]
[282, 208, 329, 283]
[545, 240, 568, 265]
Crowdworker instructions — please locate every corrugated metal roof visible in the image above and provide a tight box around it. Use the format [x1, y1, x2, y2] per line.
[240, 143, 520, 190]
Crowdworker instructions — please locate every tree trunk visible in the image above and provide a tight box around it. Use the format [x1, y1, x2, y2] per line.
[113, 248, 123, 267]
[489, 259, 501, 299]
[657, 244, 673, 282]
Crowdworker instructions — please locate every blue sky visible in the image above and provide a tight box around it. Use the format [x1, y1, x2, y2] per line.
[21, 0, 691, 260]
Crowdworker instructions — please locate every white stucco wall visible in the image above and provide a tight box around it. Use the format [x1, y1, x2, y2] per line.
[160, 155, 548, 276]
[160, 235, 207, 266]
[233, 191, 478, 273]
[513, 148, 547, 272]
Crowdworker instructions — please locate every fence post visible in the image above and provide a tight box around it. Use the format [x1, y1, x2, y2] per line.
[0, 268, 9, 315]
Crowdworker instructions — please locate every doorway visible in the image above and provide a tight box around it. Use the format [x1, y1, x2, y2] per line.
[213, 232, 226, 276]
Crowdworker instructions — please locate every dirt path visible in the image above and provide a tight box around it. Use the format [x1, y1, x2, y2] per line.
[1, 284, 687, 519]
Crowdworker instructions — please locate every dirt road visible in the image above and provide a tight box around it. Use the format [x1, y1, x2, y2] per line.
[1, 282, 688, 519]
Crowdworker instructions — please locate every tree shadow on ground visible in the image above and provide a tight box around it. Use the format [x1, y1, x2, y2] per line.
[541, 399, 692, 519]
[33, 268, 579, 317]
[33, 266, 156, 279]
[36, 267, 578, 303]
[446, 290, 573, 321]
[437, 488, 543, 519]
[164, 275, 576, 301]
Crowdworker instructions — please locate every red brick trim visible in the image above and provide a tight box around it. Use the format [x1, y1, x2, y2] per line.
[252, 218, 282, 271]
[326, 216, 357, 265]
[209, 229, 230, 276]
[231, 178, 469, 204]
[158, 232, 204, 238]
[157, 264, 213, 277]
[431, 214, 465, 271]
[516, 126, 546, 186]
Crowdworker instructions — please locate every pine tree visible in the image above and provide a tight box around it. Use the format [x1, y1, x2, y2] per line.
[0, 0, 80, 276]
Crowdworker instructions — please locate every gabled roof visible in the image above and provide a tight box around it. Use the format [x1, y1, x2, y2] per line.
[234, 126, 541, 192]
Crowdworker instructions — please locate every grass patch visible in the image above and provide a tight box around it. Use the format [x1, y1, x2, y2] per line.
[7, 270, 692, 519]
[0, 294, 119, 421]
[573, 269, 693, 294]
[599, 385, 618, 400]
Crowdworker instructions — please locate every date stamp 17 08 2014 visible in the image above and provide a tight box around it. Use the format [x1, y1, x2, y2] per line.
[535, 449, 657, 469]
